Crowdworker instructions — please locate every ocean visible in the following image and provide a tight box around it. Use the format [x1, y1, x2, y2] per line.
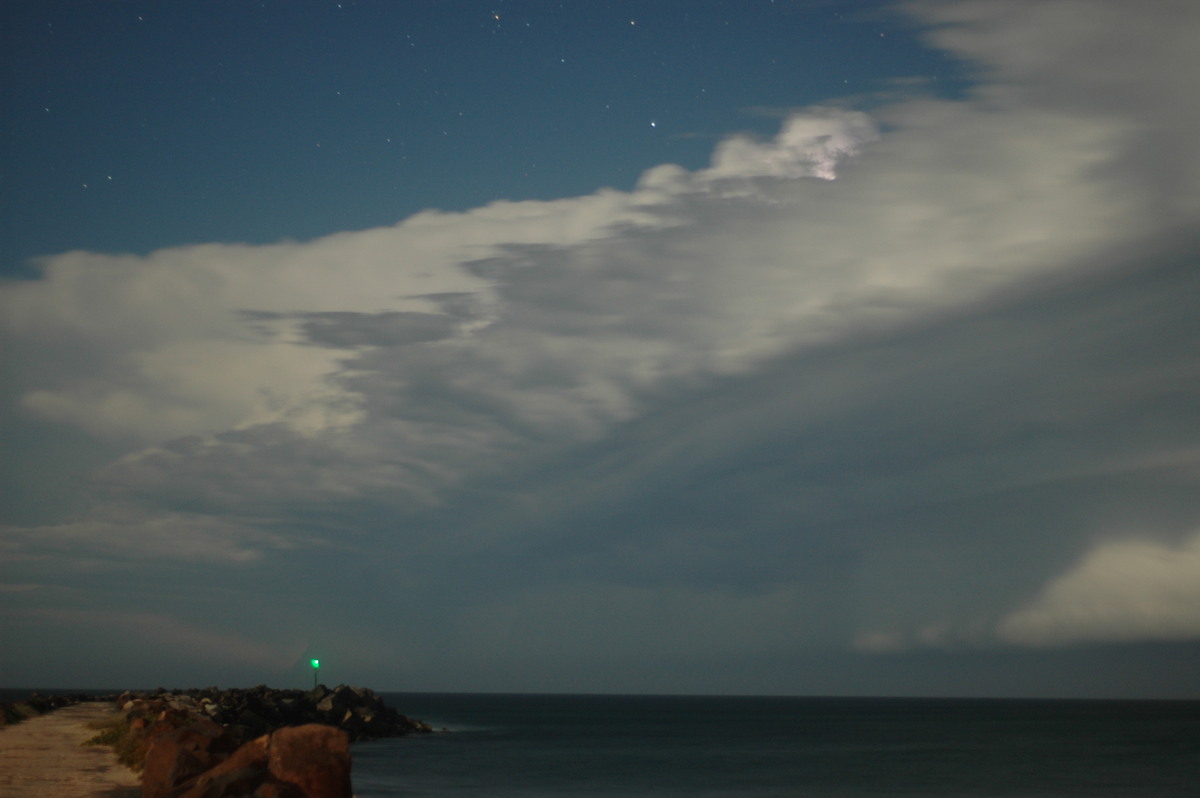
[353, 693, 1200, 797]
[3, 689, 1196, 795]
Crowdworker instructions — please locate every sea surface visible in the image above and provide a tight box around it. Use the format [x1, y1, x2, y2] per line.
[353, 693, 1200, 798]
[4, 689, 1196, 796]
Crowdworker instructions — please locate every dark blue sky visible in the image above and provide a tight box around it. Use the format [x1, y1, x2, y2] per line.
[2, 0, 964, 274]
[2, 1, 1198, 697]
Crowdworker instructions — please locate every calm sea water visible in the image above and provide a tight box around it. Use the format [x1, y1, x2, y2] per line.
[353, 694, 1200, 798]
[4, 689, 1195, 796]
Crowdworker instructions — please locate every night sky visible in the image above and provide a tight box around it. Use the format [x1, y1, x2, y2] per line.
[2, 0, 1199, 697]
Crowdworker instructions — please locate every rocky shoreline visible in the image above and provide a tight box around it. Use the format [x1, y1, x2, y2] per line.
[2, 685, 433, 797]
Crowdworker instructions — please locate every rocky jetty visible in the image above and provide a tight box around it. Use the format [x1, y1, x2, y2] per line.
[81, 684, 430, 797]
[114, 684, 432, 745]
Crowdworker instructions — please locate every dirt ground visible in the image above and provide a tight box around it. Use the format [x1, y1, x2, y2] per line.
[0, 702, 140, 797]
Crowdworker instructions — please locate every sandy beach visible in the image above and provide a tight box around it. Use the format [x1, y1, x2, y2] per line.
[0, 702, 139, 797]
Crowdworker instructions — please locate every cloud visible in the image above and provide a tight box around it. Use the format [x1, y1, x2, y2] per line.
[2, 0, 1199, 690]
[1, 109, 889, 486]
[997, 532, 1200, 646]
[288, 311, 459, 349]
[2, 89, 1147, 467]
[705, 108, 878, 180]
[909, 0, 1200, 221]
[1, 504, 291, 565]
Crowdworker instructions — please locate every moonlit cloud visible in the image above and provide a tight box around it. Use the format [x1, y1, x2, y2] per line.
[997, 532, 1200, 645]
[2, 0, 1198, 694]
[703, 108, 878, 180]
[0, 110, 889, 500]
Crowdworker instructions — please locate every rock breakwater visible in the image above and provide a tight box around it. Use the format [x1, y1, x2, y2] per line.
[115, 684, 432, 745]
[3, 684, 436, 797]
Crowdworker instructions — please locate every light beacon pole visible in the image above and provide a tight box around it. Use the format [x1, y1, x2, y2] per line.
[311, 658, 320, 689]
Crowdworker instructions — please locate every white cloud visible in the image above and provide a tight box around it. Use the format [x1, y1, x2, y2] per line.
[1, 90, 1148, 472]
[997, 532, 1200, 646]
[0, 112, 877, 448]
[704, 108, 878, 180]
[19, 339, 356, 440]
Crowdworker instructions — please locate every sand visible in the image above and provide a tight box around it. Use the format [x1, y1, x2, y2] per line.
[0, 702, 140, 797]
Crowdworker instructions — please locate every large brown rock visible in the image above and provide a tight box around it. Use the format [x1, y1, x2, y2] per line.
[142, 716, 237, 798]
[162, 724, 350, 798]
[165, 735, 271, 798]
[170, 766, 275, 798]
[266, 724, 352, 798]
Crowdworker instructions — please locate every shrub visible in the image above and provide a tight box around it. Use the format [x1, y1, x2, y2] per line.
[85, 713, 146, 771]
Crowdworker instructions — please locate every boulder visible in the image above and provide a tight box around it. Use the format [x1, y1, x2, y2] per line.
[163, 735, 269, 798]
[141, 717, 237, 798]
[171, 767, 277, 798]
[163, 725, 349, 798]
[330, 685, 364, 708]
[314, 695, 340, 716]
[266, 724, 352, 798]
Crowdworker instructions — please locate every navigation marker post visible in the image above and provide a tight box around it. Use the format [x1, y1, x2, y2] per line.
[311, 658, 320, 689]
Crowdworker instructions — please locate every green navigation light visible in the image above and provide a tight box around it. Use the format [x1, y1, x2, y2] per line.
[311, 659, 320, 668]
